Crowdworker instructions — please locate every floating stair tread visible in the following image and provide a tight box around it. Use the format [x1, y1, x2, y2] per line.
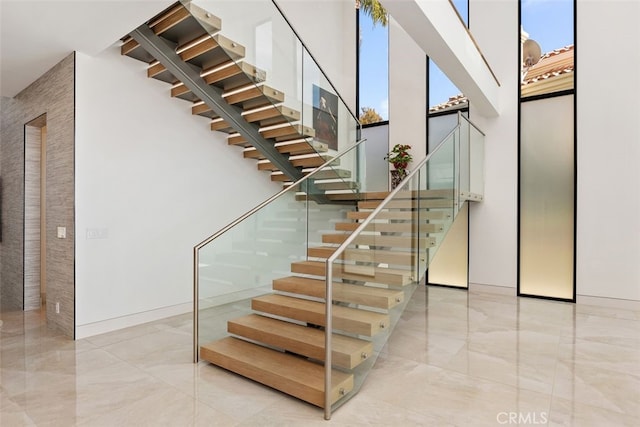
[358, 199, 454, 210]
[179, 33, 245, 69]
[322, 233, 435, 248]
[251, 294, 389, 337]
[244, 105, 301, 127]
[317, 189, 455, 202]
[291, 261, 413, 287]
[228, 314, 373, 369]
[315, 181, 361, 191]
[273, 276, 404, 309]
[173, 61, 267, 104]
[121, 3, 222, 63]
[258, 154, 334, 171]
[147, 61, 178, 84]
[200, 336, 353, 407]
[307, 246, 418, 266]
[243, 140, 328, 159]
[154, 3, 221, 46]
[225, 85, 285, 108]
[229, 124, 315, 146]
[271, 168, 351, 182]
[347, 210, 451, 221]
[335, 222, 444, 233]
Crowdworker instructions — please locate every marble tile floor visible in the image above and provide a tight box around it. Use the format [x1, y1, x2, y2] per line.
[1, 285, 639, 426]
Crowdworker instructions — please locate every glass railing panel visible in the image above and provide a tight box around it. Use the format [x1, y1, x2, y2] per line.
[195, 139, 366, 357]
[196, 183, 308, 349]
[459, 114, 471, 200]
[468, 119, 485, 199]
[326, 132, 458, 416]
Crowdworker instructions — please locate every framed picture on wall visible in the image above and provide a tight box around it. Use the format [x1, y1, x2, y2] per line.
[312, 85, 338, 150]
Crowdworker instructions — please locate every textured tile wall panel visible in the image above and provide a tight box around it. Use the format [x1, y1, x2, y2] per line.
[0, 53, 75, 337]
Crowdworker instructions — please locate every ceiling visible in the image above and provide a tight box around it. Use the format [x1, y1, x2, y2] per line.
[0, 0, 174, 98]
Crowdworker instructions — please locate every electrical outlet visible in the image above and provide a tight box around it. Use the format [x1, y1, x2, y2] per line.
[55, 302, 60, 314]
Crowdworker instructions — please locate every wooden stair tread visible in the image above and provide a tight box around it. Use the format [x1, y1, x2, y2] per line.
[273, 276, 404, 309]
[251, 294, 389, 337]
[155, 3, 221, 46]
[211, 104, 300, 133]
[291, 261, 414, 287]
[121, 3, 221, 63]
[173, 61, 267, 104]
[258, 153, 334, 171]
[358, 199, 454, 210]
[334, 222, 444, 233]
[271, 168, 351, 182]
[193, 85, 285, 117]
[307, 246, 419, 266]
[200, 336, 353, 407]
[228, 124, 315, 146]
[316, 189, 455, 202]
[347, 210, 451, 221]
[228, 314, 373, 369]
[178, 33, 245, 69]
[315, 181, 361, 191]
[243, 140, 328, 158]
[322, 233, 435, 248]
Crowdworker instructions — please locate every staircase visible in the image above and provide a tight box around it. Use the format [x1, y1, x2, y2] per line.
[196, 186, 454, 410]
[120, 1, 351, 188]
[119, 0, 484, 420]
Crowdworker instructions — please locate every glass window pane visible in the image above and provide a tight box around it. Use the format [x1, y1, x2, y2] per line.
[521, 0, 574, 98]
[358, 8, 388, 123]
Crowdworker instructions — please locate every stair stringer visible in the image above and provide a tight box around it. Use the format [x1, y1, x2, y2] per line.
[129, 24, 303, 182]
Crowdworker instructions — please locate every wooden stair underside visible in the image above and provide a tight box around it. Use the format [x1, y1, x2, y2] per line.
[200, 336, 353, 408]
[228, 314, 373, 369]
[251, 294, 389, 336]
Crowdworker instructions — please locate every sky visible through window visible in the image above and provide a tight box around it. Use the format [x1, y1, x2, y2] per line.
[359, 0, 573, 116]
[358, 8, 389, 120]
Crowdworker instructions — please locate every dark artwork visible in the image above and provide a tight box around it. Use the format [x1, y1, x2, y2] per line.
[313, 85, 338, 150]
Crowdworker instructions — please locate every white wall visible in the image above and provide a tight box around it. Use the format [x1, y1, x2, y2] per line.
[75, 46, 280, 336]
[468, 0, 519, 289]
[576, 0, 640, 301]
[389, 17, 427, 163]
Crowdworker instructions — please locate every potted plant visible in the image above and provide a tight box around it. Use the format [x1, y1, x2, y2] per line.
[385, 144, 413, 188]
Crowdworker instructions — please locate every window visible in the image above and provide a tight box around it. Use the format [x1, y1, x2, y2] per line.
[358, 6, 388, 123]
[521, 0, 574, 98]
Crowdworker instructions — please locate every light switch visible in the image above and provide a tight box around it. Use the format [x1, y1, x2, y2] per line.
[57, 227, 66, 239]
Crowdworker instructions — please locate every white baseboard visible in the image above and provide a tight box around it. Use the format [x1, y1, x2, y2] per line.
[75, 302, 192, 340]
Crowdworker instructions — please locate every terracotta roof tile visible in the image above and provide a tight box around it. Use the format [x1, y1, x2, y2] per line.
[429, 44, 574, 113]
